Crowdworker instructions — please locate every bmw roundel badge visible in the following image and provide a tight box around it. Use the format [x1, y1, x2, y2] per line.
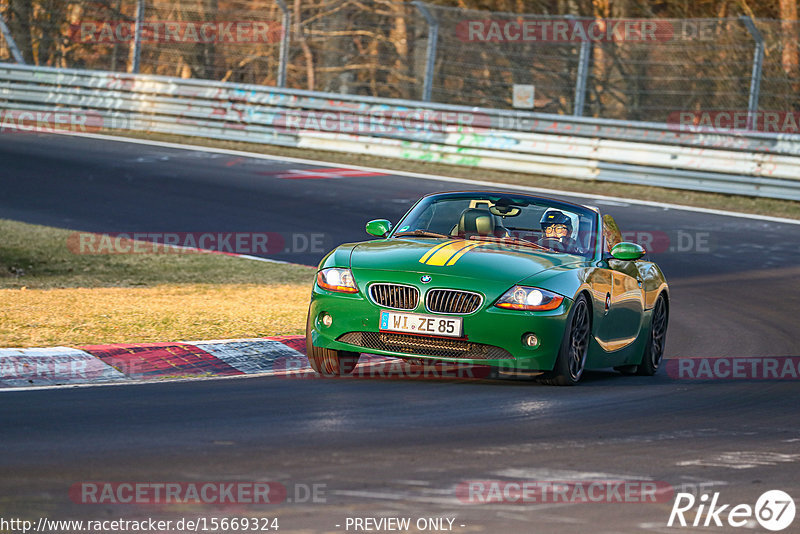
[421, 275, 432, 284]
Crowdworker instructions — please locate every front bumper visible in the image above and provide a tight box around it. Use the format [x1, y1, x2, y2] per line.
[308, 276, 572, 371]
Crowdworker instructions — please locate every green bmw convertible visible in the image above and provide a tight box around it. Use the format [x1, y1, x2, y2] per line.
[306, 191, 669, 385]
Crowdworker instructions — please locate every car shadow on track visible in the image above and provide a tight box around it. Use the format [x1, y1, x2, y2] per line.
[317, 357, 680, 388]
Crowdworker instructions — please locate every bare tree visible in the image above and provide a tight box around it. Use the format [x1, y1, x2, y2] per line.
[779, 0, 799, 83]
[6, 0, 34, 63]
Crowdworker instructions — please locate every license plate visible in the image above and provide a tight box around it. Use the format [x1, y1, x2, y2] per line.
[379, 310, 463, 338]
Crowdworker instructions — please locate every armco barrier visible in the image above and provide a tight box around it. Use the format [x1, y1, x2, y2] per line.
[1, 63, 800, 200]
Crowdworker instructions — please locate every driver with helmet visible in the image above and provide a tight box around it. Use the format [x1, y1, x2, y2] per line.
[539, 210, 577, 252]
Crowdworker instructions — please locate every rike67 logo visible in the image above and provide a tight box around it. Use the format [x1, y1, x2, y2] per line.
[669, 490, 795, 531]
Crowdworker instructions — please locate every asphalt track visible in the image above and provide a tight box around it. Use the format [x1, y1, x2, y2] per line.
[1, 132, 799, 533]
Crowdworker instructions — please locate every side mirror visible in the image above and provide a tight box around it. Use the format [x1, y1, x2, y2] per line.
[611, 242, 645, 261]
[366, 219, 392, 238]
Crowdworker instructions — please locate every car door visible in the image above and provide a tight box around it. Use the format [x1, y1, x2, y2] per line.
[593, 215, 645, 352]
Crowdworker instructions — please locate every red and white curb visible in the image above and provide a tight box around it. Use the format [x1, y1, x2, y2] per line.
[0, 346, 130, 387]
[0, 336, 312, 389]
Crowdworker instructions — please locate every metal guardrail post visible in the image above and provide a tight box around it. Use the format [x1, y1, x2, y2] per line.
[573, 39, 591, 116]
[741, 16, 764, 130]
[275, 0, 290, 87]
[131, 0, 145, 73]
[413, 1, 438, 102]
[0, 14, 25, 64]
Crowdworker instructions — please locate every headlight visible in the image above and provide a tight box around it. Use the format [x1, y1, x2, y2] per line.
[495, 286, 564, 311]
[316, 268, 358, 293]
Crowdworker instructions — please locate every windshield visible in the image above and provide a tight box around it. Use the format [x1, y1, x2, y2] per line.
[392, 192, 598, 259]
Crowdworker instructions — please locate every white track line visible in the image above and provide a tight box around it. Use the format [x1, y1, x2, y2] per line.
[39, 129, 800, 227]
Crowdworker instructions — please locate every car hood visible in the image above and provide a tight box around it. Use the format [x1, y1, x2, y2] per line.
[350, 238, 583, 283]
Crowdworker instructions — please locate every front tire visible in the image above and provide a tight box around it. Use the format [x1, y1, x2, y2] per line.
[637, 294, 668, 376]
[305, 311, 360, 376]
[539, 294, 591, 386]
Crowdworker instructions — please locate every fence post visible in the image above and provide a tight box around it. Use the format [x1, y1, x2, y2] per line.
[573, 39, 591, 116]
[275, 0, 290, 87]
[0, 14, 25, 64]
[413, 1, 439, 102]
[131, 0, 145, 73]
[741, 16, 764, 130]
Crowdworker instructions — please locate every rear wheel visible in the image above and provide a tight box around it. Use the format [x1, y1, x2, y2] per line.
[539, 295, 591, 386]
[305, 311, 360, 376]
[637, 294, 668, 376]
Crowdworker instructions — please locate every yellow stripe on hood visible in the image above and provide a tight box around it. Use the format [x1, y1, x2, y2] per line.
[418, 240, 456, 264]
[445, 242, 487, 265]
[420, 240, 488, 266]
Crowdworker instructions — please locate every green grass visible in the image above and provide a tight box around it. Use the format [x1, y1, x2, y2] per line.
[0, 219, 314, 289]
